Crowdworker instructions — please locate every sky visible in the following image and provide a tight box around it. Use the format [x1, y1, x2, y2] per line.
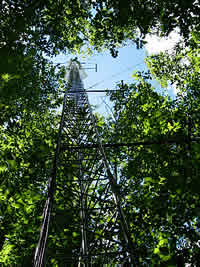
[53, 30, 181, 116]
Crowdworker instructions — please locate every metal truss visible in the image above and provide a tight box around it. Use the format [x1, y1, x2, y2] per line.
[34, 61, 136, 266]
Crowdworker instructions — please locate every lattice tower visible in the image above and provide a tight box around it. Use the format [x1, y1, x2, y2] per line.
[34, 59, 137, 266]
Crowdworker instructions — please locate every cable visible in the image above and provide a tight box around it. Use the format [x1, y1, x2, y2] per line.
[86, 61, 145, 90]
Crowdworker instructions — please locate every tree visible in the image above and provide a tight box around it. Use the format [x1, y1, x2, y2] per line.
[1, 0, 200, 265]
[0, 107, 56, 265]
[1, 0, 200, 59]
[103, 72, 200, 265]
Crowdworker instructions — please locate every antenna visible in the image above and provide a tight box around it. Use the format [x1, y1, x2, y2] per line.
[55, 58, 98, 72]
[80, 62, 97, 72]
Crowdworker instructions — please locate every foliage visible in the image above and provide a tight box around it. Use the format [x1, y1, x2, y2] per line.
[146, 33, 200, 93]
[1, 0, 200, 58]
[104, 73, 200, 265]
[0, 107, 58, 265]
[1, 0, 200, 265]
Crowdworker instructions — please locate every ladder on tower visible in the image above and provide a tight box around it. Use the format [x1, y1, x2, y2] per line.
[34, 59, 137, 266]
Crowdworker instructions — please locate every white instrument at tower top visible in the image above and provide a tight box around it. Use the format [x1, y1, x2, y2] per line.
[65, 58, 87, 82]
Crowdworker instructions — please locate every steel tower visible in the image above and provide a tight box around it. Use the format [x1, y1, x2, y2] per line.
[34, 59, 136, 266]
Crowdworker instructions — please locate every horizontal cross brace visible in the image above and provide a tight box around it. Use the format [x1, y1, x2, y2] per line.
[62, 89, 126, 93]
[63, 137, 198, 149]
